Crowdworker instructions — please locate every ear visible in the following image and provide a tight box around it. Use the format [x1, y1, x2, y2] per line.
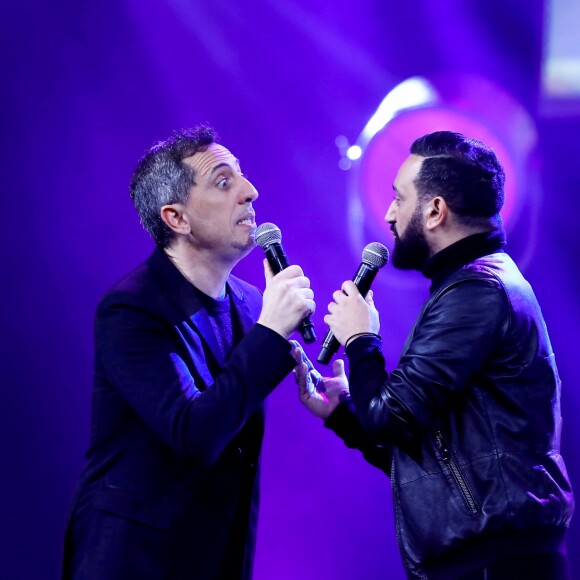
[424, 196, 448, 231]
[160, 204, 191, 236]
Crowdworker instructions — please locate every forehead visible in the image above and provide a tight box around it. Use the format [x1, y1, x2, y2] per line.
[394, 154, 423, 193]
[184, 143, 239, 177]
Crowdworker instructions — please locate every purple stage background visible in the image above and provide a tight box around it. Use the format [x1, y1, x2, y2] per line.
[1, 1, 578, 578]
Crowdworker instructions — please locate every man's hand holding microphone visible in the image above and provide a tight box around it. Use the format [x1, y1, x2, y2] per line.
[254, 221, 388, 421]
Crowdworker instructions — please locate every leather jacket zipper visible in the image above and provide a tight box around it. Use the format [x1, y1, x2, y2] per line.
[434, 430, 479, 515]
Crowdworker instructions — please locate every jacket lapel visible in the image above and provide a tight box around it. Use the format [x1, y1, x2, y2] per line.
[147, 248, 223, 389]
[189, 307, 225, 368]
[228, 277, 256, 337]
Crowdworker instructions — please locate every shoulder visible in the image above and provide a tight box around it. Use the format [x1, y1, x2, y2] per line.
[441, 252, 519, 293]
[427, 252, 534, 330]
[450, 252, 532, 302]
[97, 251, 163, 315]
[431, 253, 512, 315]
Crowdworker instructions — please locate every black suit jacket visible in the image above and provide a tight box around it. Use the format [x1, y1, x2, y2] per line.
[63, 248, 295, 579]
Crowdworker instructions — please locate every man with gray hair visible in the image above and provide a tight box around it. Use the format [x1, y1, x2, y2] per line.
[63, 126, 314, 579]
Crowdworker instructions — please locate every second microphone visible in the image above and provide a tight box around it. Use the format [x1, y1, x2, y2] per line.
[255, 222, 316, 344]
[317, 242, 389, 364]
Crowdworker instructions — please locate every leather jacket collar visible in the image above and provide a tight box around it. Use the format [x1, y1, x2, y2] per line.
[422, 229, 506, 292]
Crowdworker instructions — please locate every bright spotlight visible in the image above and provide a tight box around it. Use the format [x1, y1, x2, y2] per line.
[346, 145, 362, 160]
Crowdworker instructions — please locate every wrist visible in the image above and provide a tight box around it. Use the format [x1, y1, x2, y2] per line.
[344, 332, 380, 349]
[256, 318, 289, 339]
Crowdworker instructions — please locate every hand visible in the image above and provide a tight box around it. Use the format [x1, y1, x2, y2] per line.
[290, 340, 349, 420]
[258, 260, 315, 339]
[323, 282, 379, 346]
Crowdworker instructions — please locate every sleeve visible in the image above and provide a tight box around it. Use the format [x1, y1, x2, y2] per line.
[324, 399, 392, 475]
[95, 297, 296, 466]
[346, 277, 509, 446]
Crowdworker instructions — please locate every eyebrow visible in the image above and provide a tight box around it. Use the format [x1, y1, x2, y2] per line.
[208, 158, 241, 178]
[209, 162, 231, 177]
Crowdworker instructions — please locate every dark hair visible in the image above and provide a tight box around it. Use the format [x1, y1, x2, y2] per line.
[410, 131, 505, 227]
[130, 125, 217, 247]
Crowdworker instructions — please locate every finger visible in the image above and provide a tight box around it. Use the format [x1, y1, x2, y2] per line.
[342, 280, 358, 296]
[313, 372, 326, 393]
[295, 361, 308, 389]
[276, 264, 304, 279]
[290, 339, 301, 350]
[304, 364, 320, 395]
[300, 348, 314, 371]
[299, 275, 311, 290]
[305, 298, 316, 316]
[365, 289, 374, 305]
[263, 259, 274, 283]
[332, 290, 345, 303]
[297, 287, 314, 301]
[290, 341, 303, 364]
[284, 275, 311, 291]
[303, 357, 317, 375]
[331, 358, 345, 378]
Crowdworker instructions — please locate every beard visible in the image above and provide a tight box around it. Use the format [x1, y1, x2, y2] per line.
[392, 206, 431, 271]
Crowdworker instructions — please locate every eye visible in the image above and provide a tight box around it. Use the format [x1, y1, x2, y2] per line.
[217, 177, 229, 189]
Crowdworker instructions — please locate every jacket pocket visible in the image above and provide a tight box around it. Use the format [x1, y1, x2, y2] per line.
[93, 484, 174, 530]
[433, 430, 480, 516]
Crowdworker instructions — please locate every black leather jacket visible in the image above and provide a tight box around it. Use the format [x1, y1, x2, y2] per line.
[328, 232, 574, 579]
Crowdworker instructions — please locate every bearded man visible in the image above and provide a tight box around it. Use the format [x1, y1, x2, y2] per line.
[295, 131, 574, 580]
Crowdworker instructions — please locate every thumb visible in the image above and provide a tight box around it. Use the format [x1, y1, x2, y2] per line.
[332, 358, 345, 378]
[263, 258, 274, 284]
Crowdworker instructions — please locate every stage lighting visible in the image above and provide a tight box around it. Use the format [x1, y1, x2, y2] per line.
[339, 74, 540, 284]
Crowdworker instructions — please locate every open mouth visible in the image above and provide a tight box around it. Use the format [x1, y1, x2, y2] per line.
[237, 215, 256, 226]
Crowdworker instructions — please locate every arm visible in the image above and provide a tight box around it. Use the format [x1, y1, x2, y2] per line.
[328, 278, 508, 446]
[97, 303, 295, 466]
[96, 262, 313, 466]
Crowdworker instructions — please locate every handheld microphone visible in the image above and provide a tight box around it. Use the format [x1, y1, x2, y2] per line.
[255, 223, 316, 344]
[317, 242, 389, 364]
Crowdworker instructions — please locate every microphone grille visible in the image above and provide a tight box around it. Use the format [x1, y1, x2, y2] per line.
[255, 222, 282, 249]
[362, 242, 390, 268]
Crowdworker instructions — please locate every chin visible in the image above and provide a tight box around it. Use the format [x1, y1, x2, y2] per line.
[234, 238, 256, 258]
[392, 249, 427, 271]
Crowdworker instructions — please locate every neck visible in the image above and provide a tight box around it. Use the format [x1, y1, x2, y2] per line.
[163, 244, 234, 299]
[422, 229, 506, 288]
[428, 223, 496, 258]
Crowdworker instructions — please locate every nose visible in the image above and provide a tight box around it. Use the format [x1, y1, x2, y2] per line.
[385, 200, 396, 224]
[241, 176, 259, 203]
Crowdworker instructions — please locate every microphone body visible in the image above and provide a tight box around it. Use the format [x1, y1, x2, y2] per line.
[255, 223, 316, 344]
[317, 242, 389, 364]
[352, 262, 380, 297]
[263, 241, 290, 275]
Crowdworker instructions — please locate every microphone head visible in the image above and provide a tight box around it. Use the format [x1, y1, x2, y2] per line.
[362, 242, 390, 269]
[255, 223, 282, 249]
